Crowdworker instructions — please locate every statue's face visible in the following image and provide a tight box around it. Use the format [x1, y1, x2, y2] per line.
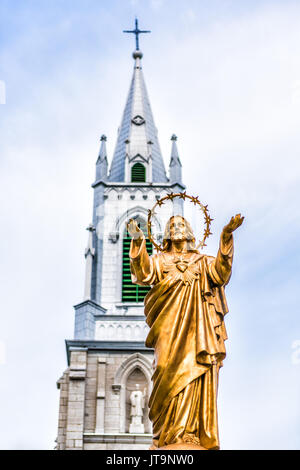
[169, 216, 187, 242]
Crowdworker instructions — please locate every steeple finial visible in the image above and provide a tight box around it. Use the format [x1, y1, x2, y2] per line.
[169, 134, 182, 183]
[96, 134, 108, 180]
[123, 18, 151, 52]
[97, 134, 107, 162]
[83, 224, 95, 301]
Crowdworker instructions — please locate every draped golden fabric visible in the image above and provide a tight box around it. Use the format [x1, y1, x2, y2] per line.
[130, 234, 233, 450]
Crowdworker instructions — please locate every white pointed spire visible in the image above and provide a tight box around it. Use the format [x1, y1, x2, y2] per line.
[169, 134, 182, 183]
[84, 224, 95, 301]
[109, 48, 167, 182]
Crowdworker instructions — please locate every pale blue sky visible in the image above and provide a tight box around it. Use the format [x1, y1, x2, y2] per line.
[0, 0, 300, 449]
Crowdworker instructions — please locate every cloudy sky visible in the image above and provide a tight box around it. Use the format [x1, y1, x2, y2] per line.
[1, 0, 300, 449]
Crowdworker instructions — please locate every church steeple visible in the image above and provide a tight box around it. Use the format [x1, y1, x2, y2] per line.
[108, 21, 167, 183]
[56, 21, 187, 451]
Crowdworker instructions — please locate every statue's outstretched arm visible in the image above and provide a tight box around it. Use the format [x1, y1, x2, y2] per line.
[127, 219, 155, 285]
[209, 214, 244, 286]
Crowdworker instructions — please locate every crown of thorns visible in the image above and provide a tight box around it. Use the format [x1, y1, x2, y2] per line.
[147, 192, 213, 252]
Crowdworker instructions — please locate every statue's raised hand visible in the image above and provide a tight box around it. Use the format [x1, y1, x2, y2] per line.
[223, 214, 244, 233]
[222, 214, 244, 243]
[127, 219, 144, 240]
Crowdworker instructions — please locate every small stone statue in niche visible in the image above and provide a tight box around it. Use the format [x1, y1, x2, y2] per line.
[129, 384, 146, 434]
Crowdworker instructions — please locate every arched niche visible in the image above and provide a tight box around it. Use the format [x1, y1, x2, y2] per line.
[113, 205, 162, 239]
[113, 353, 153, 433]
[126, 368, 148, 433]
[112, 206, 162, 302]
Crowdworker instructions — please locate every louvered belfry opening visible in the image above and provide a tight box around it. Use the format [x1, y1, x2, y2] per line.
[131, 163, 146, 182]
[122, 216, 152, 302]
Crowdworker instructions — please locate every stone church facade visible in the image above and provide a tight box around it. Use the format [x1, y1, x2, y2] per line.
[56, 40, 185, 450]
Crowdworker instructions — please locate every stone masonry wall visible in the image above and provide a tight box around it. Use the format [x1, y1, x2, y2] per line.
[56, 369, 70, 450]
[65, 349, 87, 449]
[56, 349, 154, 450]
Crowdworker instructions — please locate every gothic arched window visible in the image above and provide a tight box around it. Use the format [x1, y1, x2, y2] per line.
[131, 163, 146, 182]
[122, 216, 152, 302]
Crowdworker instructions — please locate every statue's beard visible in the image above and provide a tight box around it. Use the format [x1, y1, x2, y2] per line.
[170, 232, 186, 241]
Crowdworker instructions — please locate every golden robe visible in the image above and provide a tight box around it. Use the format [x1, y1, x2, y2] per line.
[130, 233, 233, 450]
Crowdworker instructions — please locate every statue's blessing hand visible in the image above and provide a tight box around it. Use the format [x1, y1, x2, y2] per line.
[127, 219, 144, 240]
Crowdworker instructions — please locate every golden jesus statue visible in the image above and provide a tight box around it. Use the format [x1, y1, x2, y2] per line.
[127, 213, 244, 450]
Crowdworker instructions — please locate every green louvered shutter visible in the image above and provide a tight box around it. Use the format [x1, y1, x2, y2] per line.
[131, 163, 146, 182]
[122, 219, 152, 302]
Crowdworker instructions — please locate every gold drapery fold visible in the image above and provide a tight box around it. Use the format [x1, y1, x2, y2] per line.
[152, 365, 220, 449]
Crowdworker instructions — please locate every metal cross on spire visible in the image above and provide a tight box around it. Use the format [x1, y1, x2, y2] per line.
[123, 18, 151, 51]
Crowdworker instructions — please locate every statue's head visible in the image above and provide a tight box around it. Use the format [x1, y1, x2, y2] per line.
[162, 215, 196, 251]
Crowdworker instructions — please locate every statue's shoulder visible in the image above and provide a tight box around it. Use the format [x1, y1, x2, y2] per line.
[151, 251, 169, 262]
[149, 251, 166, 265]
